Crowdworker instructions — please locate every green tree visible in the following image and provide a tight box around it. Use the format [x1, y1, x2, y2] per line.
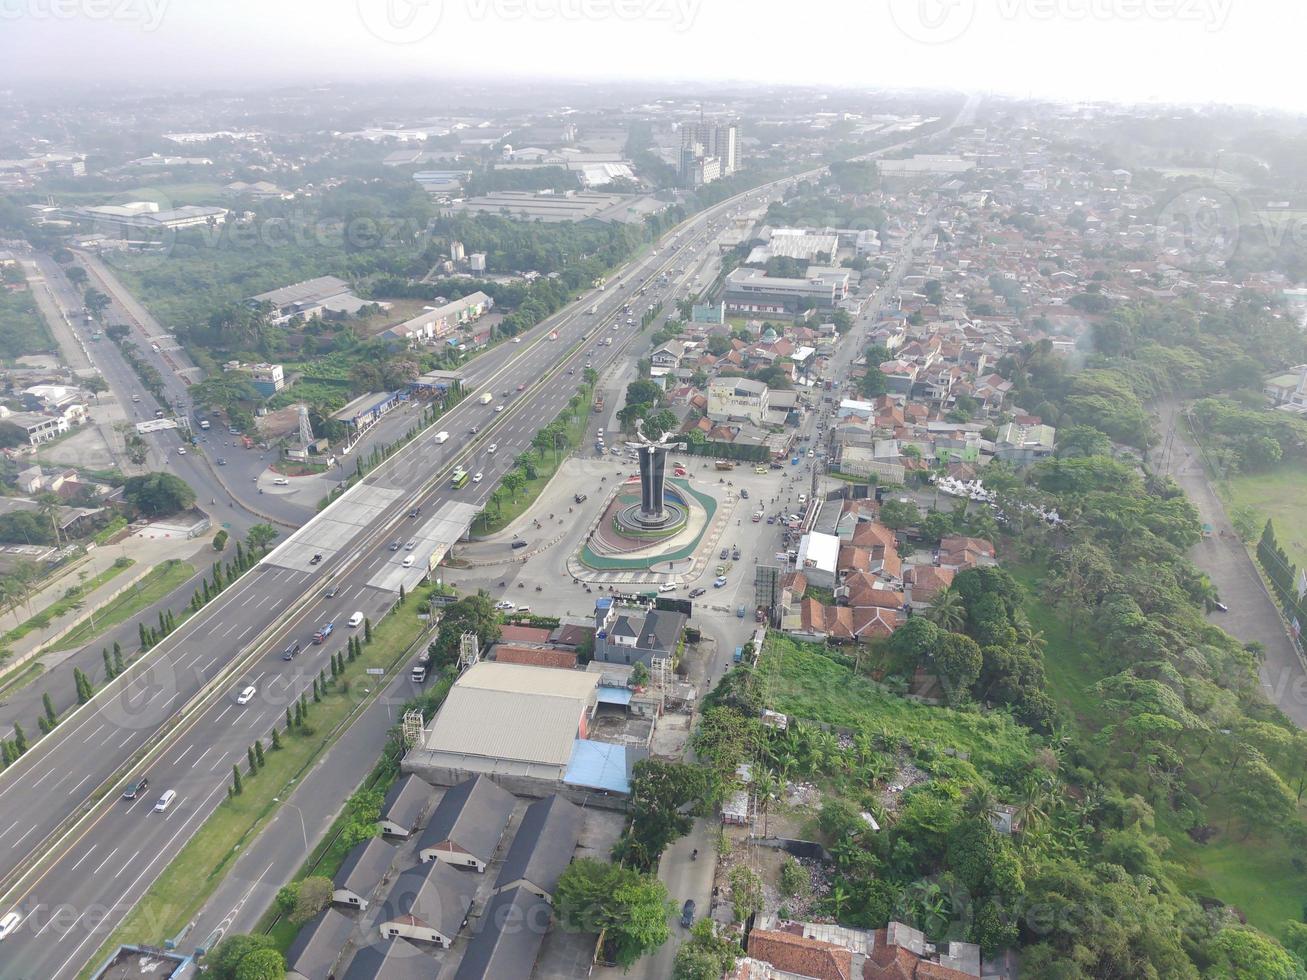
[213, 529, 229, 551]
[203, 934, 279, 980]
[122, 473, 196, 516]
[339, 788, 383, 848]
[614, 759, 718, 871]
[554, 859, 672, 968]
[673, 919, 740, 980]
[879, 499, 919, 530]
[231, 948, 285, 980]
[245, 523, 279, 555]
[290, 876, 333, 924]
[728, 865, 763, 921]
[231, 764, 242, 796]
[1205, 928, 1305, 980]
[42, 692, 57, 729]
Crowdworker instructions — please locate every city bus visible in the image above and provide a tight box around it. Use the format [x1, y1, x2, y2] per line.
[450, 467, 470, 489]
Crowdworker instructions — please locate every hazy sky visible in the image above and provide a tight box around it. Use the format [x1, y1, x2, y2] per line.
[1, 0, 1303, 111]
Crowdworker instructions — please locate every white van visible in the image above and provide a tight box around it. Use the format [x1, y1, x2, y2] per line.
[154, 790, 177, 813]
[348, 611, 363, 628]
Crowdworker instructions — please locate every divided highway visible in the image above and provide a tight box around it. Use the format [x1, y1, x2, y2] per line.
[0, 187, 778, 980]
[0, 103, 977, 976]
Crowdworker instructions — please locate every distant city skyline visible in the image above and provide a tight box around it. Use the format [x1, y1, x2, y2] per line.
[1, 0, 1304, 113]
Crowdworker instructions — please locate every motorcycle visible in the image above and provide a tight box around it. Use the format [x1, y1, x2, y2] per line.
[499, 581, 506, 588]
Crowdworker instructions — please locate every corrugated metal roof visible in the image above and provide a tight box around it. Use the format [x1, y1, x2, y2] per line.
[564, 740, 632, 794]
[425, 689, 586, 766]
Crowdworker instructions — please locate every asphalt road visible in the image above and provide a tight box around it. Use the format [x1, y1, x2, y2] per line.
[1154, 399, 1307, 729]
[0, 184, 784, 980]
[0, 103, 979, 977]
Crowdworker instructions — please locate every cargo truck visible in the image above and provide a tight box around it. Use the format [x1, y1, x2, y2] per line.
[478, 392, 493, 405]
[434, 431, 449, 444]
[411, 664, 427, 683]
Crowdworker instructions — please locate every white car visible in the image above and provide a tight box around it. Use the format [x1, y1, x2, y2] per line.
[0, 911, 22, 940]
[473, 472, 483, 483]
[177, 447, 187, 455]
[154, 789, 177, 813]
[273, 477, 289, 486]
[494, 404, 504, 413]
[487, 444, 498, 454]
[402, 555, 415, 567]
[495, 600, 516, 611]
[513, 337, 522, 344]
[236, 685, 256, 705]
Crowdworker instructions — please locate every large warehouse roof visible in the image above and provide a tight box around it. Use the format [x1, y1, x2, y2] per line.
[422, 663, 598, 769]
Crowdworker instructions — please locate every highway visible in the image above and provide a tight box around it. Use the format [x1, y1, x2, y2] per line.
[0, 99, 979, 977]
[0, 183, 784, 980]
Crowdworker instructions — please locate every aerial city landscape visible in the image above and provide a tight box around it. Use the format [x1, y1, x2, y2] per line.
[2, 2, 1307, 978]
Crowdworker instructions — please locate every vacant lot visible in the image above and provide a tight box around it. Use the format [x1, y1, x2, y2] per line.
[757, 634, 1034, 771]
[1224, 463, 1307, 570]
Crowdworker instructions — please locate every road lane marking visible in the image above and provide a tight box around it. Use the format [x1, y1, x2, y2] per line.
[30, 768, 58, 789]
[68, 845, 98, 873]
[66, 773, 94, 797]
[213, 704, 232, 724]
[91, 847, 118, 876]
[171, 744, 194, 767]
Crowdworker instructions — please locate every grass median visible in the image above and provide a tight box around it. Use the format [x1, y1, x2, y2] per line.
[51, 560, 194, 652]
[478, 408, 590, 535]
[76, 593, 432, 977]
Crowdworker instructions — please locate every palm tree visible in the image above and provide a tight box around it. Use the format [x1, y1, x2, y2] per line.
[962, 784, 997, 819]
[923, 586, 966, 632]
[37, 494, 62, 547]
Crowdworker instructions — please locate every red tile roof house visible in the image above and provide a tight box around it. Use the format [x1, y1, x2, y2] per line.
[498, 625, 553, 645]
[744, 927, 854, 980]
[492, 645, 578, 670]
[904, 565, 955, 609]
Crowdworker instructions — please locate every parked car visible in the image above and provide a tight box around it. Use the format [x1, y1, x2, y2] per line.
[122, 775, 149, 800]
[574, 493, 588, 504]
[273, 477, 289, 486]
